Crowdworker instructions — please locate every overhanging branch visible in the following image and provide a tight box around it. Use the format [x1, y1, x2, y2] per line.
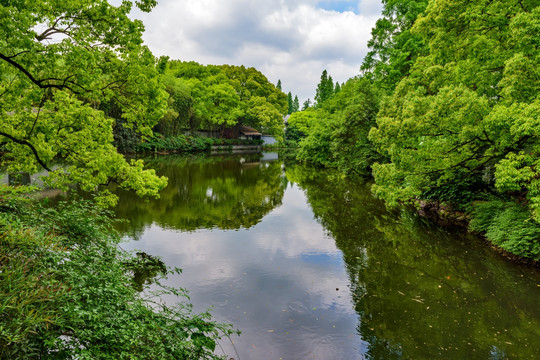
[0, 52, 83, 94]
[0, 131, 52, 172]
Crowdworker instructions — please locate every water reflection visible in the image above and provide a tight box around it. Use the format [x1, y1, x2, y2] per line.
[113, 154, 540, 359]
[287, 165, 540, 359]
[113, 153, 286, 238]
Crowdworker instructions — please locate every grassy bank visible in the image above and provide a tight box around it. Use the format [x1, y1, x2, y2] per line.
[0, 186, 236, 359]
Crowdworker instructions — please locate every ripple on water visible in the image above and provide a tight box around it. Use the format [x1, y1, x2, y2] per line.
[288, 301, 310, 314]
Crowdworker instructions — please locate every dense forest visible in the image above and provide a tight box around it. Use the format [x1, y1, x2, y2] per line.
[290, 0, 540, 263]
[1, 0, 539, 357]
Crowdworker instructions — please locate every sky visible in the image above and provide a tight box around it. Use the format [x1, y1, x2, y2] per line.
[127, 0, 383, 103]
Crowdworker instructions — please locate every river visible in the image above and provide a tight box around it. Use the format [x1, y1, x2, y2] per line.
[110, 152, 540, 359]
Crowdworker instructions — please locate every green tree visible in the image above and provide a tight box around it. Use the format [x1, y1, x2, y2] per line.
[369, 0, 540, 224]
[314, 69, 335, 107]
[361, 0, 429, 92]
[156, 74, 194, 136]
[168, 62, 287, 137]
[328, 77, 381, 176]
[276, 79, 282, 91]
[302, 98, 312, 110]
[287, 91, 294, 114]
[334, 81, 341, 94]
[295, 77, 381, 175]
[0, 0, 168, 205]
[293, 95, 300, 113]
[287, 108, 320, 136]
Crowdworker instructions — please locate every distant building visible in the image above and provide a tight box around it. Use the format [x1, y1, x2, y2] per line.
[238, 126, 262, 140]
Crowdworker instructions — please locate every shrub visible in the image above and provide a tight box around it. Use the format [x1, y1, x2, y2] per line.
[0, 190, 236, 358]
[470, 200, 540, 261]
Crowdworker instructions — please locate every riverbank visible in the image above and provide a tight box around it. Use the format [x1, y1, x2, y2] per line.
[132, 134, 264, 154]
[116, 132, 297, 156]
[416, 199, 540, 267]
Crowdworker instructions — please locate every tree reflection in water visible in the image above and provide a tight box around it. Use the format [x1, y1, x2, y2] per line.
[112, 153, 286, 238]
[287, 164, 540, 360]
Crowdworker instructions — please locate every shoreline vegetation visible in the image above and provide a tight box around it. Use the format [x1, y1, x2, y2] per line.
[1, 0, 539, 357]
[0, 188, 238, 358]
[286, 0, 540, 266]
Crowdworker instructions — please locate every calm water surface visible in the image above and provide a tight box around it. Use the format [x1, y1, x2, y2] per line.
[112, 153, 540, 360]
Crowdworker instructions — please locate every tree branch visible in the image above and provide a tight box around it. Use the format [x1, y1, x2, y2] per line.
[0, 53, 83, 94]
[0, 131, 52, 172]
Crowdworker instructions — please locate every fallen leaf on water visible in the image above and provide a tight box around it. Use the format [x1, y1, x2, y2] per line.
[398, 291, 405, 296]
[267, 330, 274, 333]
[412, 299, 424, 304]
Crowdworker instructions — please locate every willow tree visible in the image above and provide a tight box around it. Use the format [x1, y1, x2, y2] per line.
[0, 0, 168, 205]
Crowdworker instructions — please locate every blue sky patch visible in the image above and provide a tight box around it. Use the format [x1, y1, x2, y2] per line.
[317, 0, 359, 14]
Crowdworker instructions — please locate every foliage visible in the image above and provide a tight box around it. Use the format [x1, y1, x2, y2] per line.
[286, 164, 540, 358]
[293, 77, 382, 176]
[137, 134, 212, 153]
[112, 154, 286, 235]
[369, 0, 540, 222]
[0, 188, 236, 359]
[136, 134, 263, 153]
[112, 117, 141, 154]
[293, 95, 300, 113]
[155, 73, 194, 136]
[326, 77, 382, 176]
[286, 109, 320, 135]
[287, 92, 294, 114]
[0, 0, 168, 205]
[165, 61, 287, 138]
[296, 112, 335, 167]
[286, 93, 300, 114]
[284, 123, 304, 144]
[301, 98, 312, 111]
[314, 70, 335, 107]
[470, 200, 540, 260]
[361, 0, 429, 92]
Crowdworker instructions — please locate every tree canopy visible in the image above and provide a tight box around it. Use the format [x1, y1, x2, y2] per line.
[361, 0, 429, 92]
[0, 0, 168, 205]
[290, 0, 540, 260]
[369, 0, 540, 220]
[314, 69, 335, 107]
[164, 61, 287, 140]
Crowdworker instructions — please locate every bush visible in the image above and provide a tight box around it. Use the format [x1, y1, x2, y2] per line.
[137, 134, 212, 153]
[136, 134, 262, 153]
[0, 190, 236, 359]
[470, 200, 540, 261]
[421, 174, 490, 211]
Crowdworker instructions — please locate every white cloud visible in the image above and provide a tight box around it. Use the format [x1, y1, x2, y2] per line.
[127, 0, 382, 102]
